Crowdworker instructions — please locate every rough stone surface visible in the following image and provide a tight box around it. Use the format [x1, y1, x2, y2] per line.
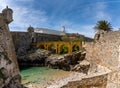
[46, 65, 110, 88]
[72, 60, 90, 74]
[0, 7, 22, 88]
[18, 49, 89, 73]
[61, 74, 108, 88]
[3, 74, 23, 88]
[11, 32, 62, 56]
[60, 69, 120, 88]
[18, 49, 51, 66]
[46, 51, 89, 72]
[86, 31, 120, 72]
[56, 31, 120, 88]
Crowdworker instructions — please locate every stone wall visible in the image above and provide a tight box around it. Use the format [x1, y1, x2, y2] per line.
[62, 69, 120, 88]
[62, 74, 108, 88]
[35, 32, 62, 42]
[11, 31, 62, 56]
[86, 31, 120, 72]
[0, 7, 22, 87]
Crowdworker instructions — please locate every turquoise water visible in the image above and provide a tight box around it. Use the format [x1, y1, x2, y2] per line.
[20, 67, 71, 86]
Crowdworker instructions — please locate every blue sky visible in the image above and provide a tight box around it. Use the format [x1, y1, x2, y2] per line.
[0, 0, 120, 38]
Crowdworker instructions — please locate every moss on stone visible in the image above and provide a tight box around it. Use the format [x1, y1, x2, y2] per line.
[0, 51, 12, 65]
[0, 68, 8, 80]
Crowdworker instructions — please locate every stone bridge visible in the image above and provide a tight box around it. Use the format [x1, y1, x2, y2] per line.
[35, 41, 85, 54]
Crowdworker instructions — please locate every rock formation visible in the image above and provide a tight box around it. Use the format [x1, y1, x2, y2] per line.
[0, 6, 22, 88]
[46, 51, 89, 72]
[18, 49, 51, 66]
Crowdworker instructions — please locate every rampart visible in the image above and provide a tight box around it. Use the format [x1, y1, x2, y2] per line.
[86, 31, 120, 72]
[0, 6, 22, 87]
[11, 31, 62, 52]
[62, 31, 120, 88]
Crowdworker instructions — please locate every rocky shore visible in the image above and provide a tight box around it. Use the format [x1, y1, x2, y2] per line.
[18, 49, 51, 66]
[17, 48, 90, 74]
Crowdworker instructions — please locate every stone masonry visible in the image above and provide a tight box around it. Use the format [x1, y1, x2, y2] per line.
[0, 6, 22, 88]
[86, 31, 120, 72]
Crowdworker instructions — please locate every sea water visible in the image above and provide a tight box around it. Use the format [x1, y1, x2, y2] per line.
[20, 67, 71, 87]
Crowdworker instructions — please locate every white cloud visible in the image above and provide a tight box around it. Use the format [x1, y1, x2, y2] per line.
[66, 25, 95, 38]
[0, 0, 48, 31]
[51, 20, 95, 38]
[0, 0, 96, 37]
[94, 2, 111, 21]
[16, 0, 34, 2]
[11, 6, 48, 31]
[0, 0, 9, 9]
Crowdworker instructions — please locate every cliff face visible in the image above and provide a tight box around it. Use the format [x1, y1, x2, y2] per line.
[0, 7, 21, 88]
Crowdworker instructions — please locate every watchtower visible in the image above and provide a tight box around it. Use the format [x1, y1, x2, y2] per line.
[27, 25, 36, 43]
[2, 6, 13, 24]
[27, 25, 34, 32]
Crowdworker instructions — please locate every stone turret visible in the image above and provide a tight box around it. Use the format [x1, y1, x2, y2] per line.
[27, 25, 34, 32]
[61, 26, 66, 33]
[2, 6, 13, 24]
[27, 25, 36, 43]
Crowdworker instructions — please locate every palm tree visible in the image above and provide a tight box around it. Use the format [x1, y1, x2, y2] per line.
[94, 20, 112, 32]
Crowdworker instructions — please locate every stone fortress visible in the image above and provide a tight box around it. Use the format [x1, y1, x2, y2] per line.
[10, 24, 92, 56]
[46, 29, 120, 88]
[1, 6, 120, 88]
[81, 30, 120, 88]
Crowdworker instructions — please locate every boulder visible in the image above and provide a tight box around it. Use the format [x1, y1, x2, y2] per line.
[72, 60, 90, 74]
[46, 51, 86, 71]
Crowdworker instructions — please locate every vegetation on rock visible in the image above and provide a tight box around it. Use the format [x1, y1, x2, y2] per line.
[60, 45, 68, 54]
[61, 35, 83, 43]
[0, 67, 8, 80]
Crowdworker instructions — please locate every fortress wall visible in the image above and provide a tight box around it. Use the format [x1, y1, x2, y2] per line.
[11, 31, 61, 53]
[0, 14, 21, 87]
[35, 32, 62, 42]
[86, 31, 120, 72]
[11, 32, 31, 52]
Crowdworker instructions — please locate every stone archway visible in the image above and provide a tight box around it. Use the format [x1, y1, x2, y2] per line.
[39, 44, 45, 49]
[48, 44, 56, 53]
[36, 41, 82, 54]
[72, 44, 80, 52]
[59, 44, 69, 54]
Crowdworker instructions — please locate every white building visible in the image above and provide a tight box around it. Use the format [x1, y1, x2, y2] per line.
[34, 26, 66, 35]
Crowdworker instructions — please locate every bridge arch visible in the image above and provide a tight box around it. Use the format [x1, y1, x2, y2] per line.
[72, 44, 80, 52]
[59, 44, 69, 54]
[35, 41, 83, 54]
[48, 44, 56, 53]
[37, 44, 45, 49]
